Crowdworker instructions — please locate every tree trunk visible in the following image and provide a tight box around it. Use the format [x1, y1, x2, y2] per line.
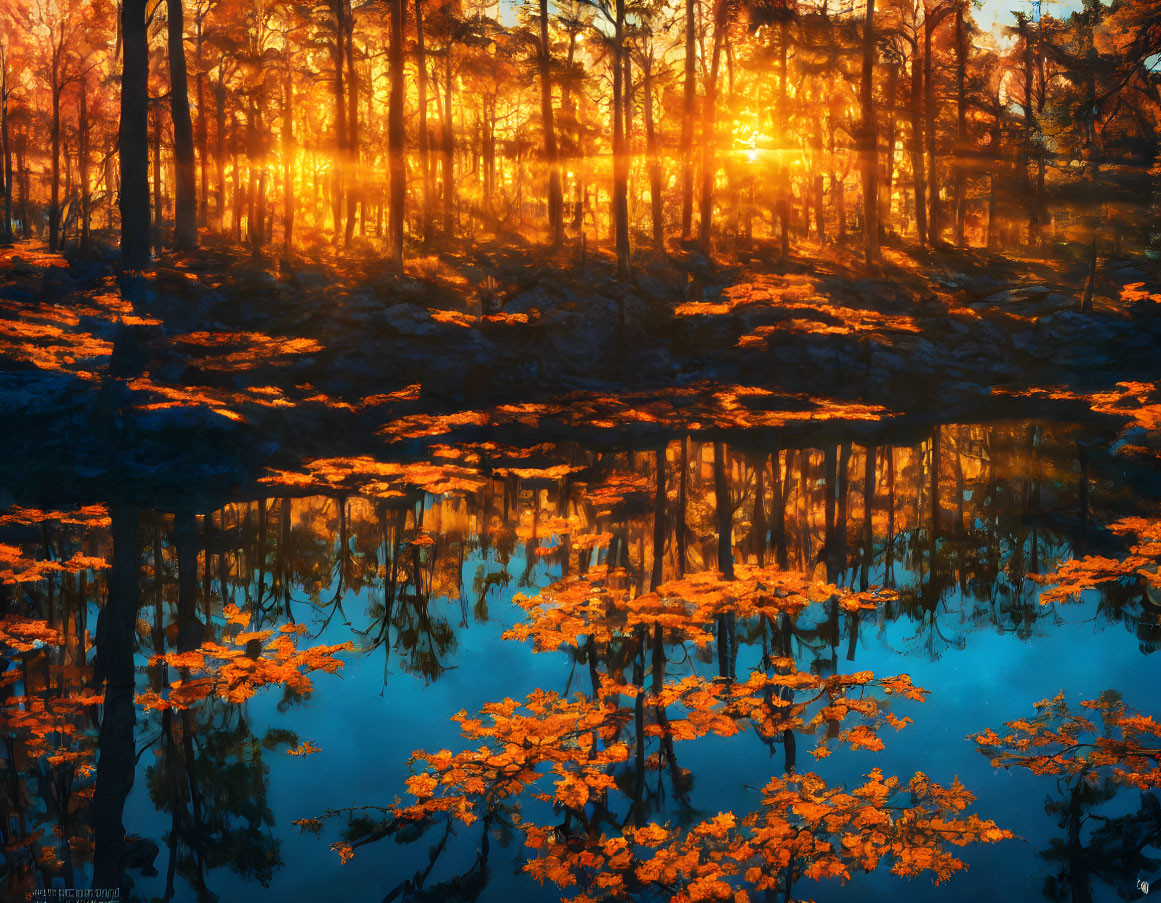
[644, 49, 663, 248]
[859, 0, 878, 266]
[330, 0, 347, 241]
[344, 6, 359, 248]
[282, 69, 295, 251]
[388, 0, 405, 268]
[953, 4, 967, 246]
[698, 0, 726, 256]
[612, 0, 629, 275]
[50, 81, 61, 251]
[120, 0, 151, 267]
[909, 45, 927, 245]
[680, 0, 695, 239]
[539, 0, 563, 246]
[923, 10, 939, 244]
[442, 47, 455, 237]
[168, 0, 198, 250]
[1, 60, 10, 242]
[80, 80, 91, 252]
[416, 0, 432, 244]
[215, 76, 226, 231]
[197, 69, 207, 225]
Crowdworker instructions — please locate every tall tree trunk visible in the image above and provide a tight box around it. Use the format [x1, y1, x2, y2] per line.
[778, 21, 790, 261]
[539, 0, 563, 246]
[680, 0, 695, 239]
[168, 0, 198, 250]
[1, 60, 10, 242]
[442, 46, 455, 237]
[344, 7, 359, 248]
[416, 0, 432, 244]
[80, 80, 91, 252]
[909, 45, 927, 245]
[152, 106, 163, 245]
[50, 80, 61, 251]
[859, 0, 878, 266]
[282, 68, 294, 251]
[923, 9, 939, 244]
[643, 48, 663, 248]
[330, 0, 347, 241]
[388, 0, 405, 268]
[120, 0, 151, 267]
[214, 75, 226, 231]
[197, 68, 207, 225]
[612, 0, 630, 275]
[881, 62, 897, 236]
[698, 0, 726, 256]
[953, 4, 967, 246]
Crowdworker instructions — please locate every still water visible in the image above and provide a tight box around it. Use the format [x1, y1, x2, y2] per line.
[3, 421, 1159, 902]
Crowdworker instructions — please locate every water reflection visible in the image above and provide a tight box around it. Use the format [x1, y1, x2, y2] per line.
[1, 420, 1159, 901]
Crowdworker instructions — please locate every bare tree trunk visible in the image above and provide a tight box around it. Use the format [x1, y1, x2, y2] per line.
[214, 75, 226, 231]
[120, 0, 150, 267]
[50, 79, 61, 251]
[859, 0, 878, 266]
[953, 4, 967, 246]
[80, 80, 91, 252]
[442, 46, 455, 237]
[680, 0, 695, 239]
[909, 44, 927, 245]
[416, 0, 432, 244]
[539, 0, 563, 246]
[698, 0, 726, 257]
[643, 47, 663, 248]
[612, 0, 630, 275]
[388, 0, 405, 268]
[330, 0, 347, 241]
[282, 68, 294, 251]
[168, 0, 198, 250]
[344, 5, 359, 248]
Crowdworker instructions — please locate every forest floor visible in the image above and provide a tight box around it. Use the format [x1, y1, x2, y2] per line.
[3, 232, 1160, 505]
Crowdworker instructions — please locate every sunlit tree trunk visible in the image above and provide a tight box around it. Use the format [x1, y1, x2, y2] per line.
[698, 0, 726, 257]
[612, 0, 629, 275]
[282, 68, 294, 251]
[152, 106, 163, 246]
[416, 0, 432, 244]
[909, 41, 927, 245]
[120, 0, 150, 267]
[214, 73, 226, 231]
[442, 46, 455, 237]
[643, 44, 663, 249]
[859, 0, 877, 266]
[881, 61, 897, 236]
[79, 80, 91, 252]
[1, 51, 10, 242]
[952, 4, 967, 246]
[923, 6, 941, 244]
[388, 0, 405, 268]
[680, 0, 695, 239]
[344, 8, 359, 248]
[49, 47, 62, 251]
[168, 0, 198, 250]
[196, 48, 207, 225]
[539, 0, 563, 246]
[330, 0, 347, 241]
[778, 20, 790, 261]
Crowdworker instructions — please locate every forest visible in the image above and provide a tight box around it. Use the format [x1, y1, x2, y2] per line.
[1, 0, 1161, 899]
